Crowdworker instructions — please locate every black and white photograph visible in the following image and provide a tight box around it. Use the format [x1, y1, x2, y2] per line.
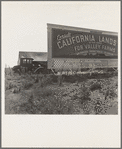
[2, 1, 121, 148]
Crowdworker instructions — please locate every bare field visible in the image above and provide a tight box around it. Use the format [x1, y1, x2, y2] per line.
[5, 68, 118, 114]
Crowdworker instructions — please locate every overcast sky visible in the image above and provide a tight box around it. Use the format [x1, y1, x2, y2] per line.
[2, 1, 120, 67]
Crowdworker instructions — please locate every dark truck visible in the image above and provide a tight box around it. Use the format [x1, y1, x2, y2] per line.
[12, 58, 52, 74]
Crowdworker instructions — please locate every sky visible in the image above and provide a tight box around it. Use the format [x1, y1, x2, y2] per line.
[2, 1, 120, 67]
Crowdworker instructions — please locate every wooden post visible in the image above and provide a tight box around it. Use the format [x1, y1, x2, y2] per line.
[58, 71, 63, 86]
[90, 63, 93, 76]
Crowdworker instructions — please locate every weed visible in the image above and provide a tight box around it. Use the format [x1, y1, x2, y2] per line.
[5, 67, 14, 76]
[5, 81, 17, 90]
[90, 82, 102, 91]
[79, 83, 91, 103]
[33, 87, 55, 98]
[15, 86, 74, 114]
[22, 81, 33, 89]
[37, 74, 53, 87]
[12, 87, 21, 93]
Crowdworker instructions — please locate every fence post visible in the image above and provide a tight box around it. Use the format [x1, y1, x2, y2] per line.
[58, 71, 63, 86]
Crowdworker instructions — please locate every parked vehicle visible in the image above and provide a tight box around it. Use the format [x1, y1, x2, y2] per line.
[12, 57, 55, 74]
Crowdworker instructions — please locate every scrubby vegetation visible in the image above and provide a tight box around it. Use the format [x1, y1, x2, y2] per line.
[5, 67, 118, 114]
[14, 87, 74, 114]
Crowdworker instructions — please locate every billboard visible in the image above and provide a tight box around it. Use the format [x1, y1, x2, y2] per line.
[47, 24, 118, 70]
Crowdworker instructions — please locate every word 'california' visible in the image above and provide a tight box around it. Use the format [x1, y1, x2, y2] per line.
[57, 33, 117, 49]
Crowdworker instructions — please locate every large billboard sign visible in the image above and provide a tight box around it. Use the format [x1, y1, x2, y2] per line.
[47, 24, 118, 70]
